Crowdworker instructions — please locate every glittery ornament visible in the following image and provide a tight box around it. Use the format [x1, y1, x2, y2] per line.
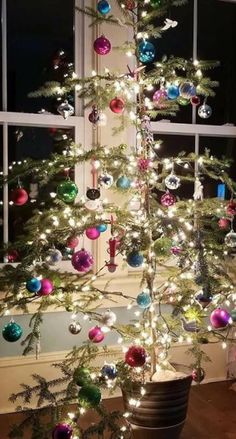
[96, 224, 107, 233]
[137, 291, 151, 309]
[66, 236, 79, 249]
[26, 277, 41, 293]
[72, 249, 94, 272]
[161, 191, 176, 207]
[225, 231, 236, 248]
[68, 322, 82, 335]
[74, 367, 92, 386]
[167, 84, 179, 100]
[97, 0, 111, 14]
[98, 173, 113, 188]
[152, 89, 167, 108]
[101, 364, 117, 380]
[57, 100, 74, 119]
[226, 200, 236, 216]
[127, 250, 144, 267]
[116, 176, 131, 189]
[88, 326, 104, 343]
[125, 0, 135, 10]
[210, 308, 230, 329]
[78, 384, 101, 408]
[178, 96, 190, 106]
[11, 187, 28, 206]
[198, 103, 212, 119]
[138, 41, 156, 64]
[52, 423, 73, 439]
[46, 249, 63, 265]
[2, 321, 23, 342]
[101, 309, 117, 327]
[94, 35, 111, 55]
[125, 345, 147, 367]
[165, 173, 180, 190]
[191, 96, 200, 106]
[57, 180, 78, 203]
[109, 97, 125, 114]
[86, 188, 100, 200]
[138, 158, 151, 172]
[38, 278, 54, 296]
[192, 368, 205, 383]
[171, 246, 182, 256]
[179, 82, 196, 99]
[218, 218, 230, 230]
[86, 227, 100, 240]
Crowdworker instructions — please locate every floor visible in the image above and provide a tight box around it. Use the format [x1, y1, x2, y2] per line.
[1, 381, 236, 438]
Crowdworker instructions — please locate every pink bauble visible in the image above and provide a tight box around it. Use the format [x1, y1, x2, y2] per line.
[109, 97, 125, 114]
[38, 278, 54, 296]
[171, 246, 182, 256]
[94, 35, 111, 55]
[153, 89, 167, 108]
[66, 236, 79, 249]
[71, 249, 94, 272]
[226, 200, 236, 216]
[218, 218, 230, 230]
[88, 326, 104, 343]
[11, 188, 28, 206]
[210, 308, 231, 329]
[161, 191, 176, 207]
[138, 158, 151, 172]
[85, 227, 100, 240]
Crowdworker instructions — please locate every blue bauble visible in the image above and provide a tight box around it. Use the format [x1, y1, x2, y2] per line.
[26, 277, 42, 293]
[127, 251, 144, 267]
[96, 224, 107, 233]
[138, 41, 156, 64]
[116, 176, 131, 190]
[167, 84, 180, 100]
[97, 0, 111, 14]
[2, 321, 23, 342]
[137, 291, 151, 309]
[101, 364, 117, 380]
[179, 82, 196, 99]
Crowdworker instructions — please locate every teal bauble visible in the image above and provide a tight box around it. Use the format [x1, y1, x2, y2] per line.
[138, 41, 156, 64]
[96, 224, 107, 233]
[97, 0, 111, 14]
[78, 384, 101, 408]
[2, 321, 23, 342]
[231, 309, 236, 322]
[116, 176, 131, 190]
[167, 84, 180, 100]
[127, 251, 144, 267]
[26, 277, 41, 293]
[137, 291, 151, 309]
[57, 180, 78, 203]
[73, 367, 92, 387]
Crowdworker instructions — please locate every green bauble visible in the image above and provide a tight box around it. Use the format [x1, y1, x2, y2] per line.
[57, 180, 78, 203]
[2, 321, 23, 342]
[74, 367, 92, 387]
[178, 97, 190, 106]
[153, 237, 172, 257]
[231, 309, 236, 322]
[78, 384, 101, 408]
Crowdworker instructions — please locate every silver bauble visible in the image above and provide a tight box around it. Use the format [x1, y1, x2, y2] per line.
[101, 309, 117, 327]
[46, 249, 63, 265]
[98, 173, 114, 188]
[225, 231, 236, 248]
[57, 100, 74, 119]
[97, 112, 107, 127]
[68, 322, 82, 334]
[198, 103, 212, 119]
[165, 173, 180, 190]
[179, 82, 196, 99]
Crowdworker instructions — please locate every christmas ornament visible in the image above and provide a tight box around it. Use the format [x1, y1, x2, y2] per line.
[198, 103, 212, 119]
[109, 97, 125, 114]
[98, 173, 113, 188]
[154, 237, 172, 258]
[97, 0, 111, 14]
[68, 322, 82, 335]
[179, 82, 196, 99]
[167, 84, 179, 100]
[152, 89, 167, 108]
[86, 227, 100, 240]
[101, 364, 117, 380]
[57, 180, 78, 203]
[178, 96, 190, 106]
[74, 367, 92, 386]
[86, 188, 100, 200]
[29, 182, 39, 199]
[78, 384, 101, 408]
[11, 187, 28, 206]
[94, 35, 111, 55]
[161, 191, 176, 207]
[66, 236, 79, 249]
[171, 246, 182, 256]
[137, 291, 151, 309]
[196, 293, 212, 309]
[226, 200, 236, 216]
[150, 0, 166, 6]
[191, 96, 200, 106]
[7, 249, 19, 263]
[127, 250, 144, 267]
[138, 158, 151, 172]
[72, 249, 94, 272]
[46, 249, 63, 265]
[125, 0, 135, 10]
[96, 224, 107, 233]
[231, 309, 236, 322]
[88, 106, 100, 125]
[217, 183, 226, 200]
[57, 100, 74, 119]
[116, 176, 131, 190]
[165, 173, 180, 190]
[85, 199, 101, 211]
[225, 230, 236, 248]
[192, 368, 205, 383]
[2, 321, 23, 342]
[52, 423, 73, 439]
[138, 41, 156, 64]
[88, 326, 104, 343]
[101, 309, 117, 327]
[106, 237, 119, 273]
[210, 308, 231, 329]
[26, 277, 41, 293]
[218, 218, 230, 230]
[129, 198, 141, 211]
[38, 278, 54, 296]
[162, 18, 178, 30]
[125, 345, 147, 368]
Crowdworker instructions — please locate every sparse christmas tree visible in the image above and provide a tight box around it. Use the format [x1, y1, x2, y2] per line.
[1, 1, 236, 439]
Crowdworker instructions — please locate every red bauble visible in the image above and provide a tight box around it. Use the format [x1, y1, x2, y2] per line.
[191, 96, 200, 106]
[218, 218, 230, 230]
[226, 200, 236, 216]
[192, 367, 205, 383]
[125, 345, 147, 368]
[109, 97, 125, 114]
[11, 188, 28, 206]
[7, 249, 19, 263]
[125, 0, 136, 10]
[66, 236, 79, 249]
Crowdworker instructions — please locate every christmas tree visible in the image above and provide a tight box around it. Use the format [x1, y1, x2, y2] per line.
[1, 1, 236, 438]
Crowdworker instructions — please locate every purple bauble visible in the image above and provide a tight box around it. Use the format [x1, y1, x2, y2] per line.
[210, 308, 231, 329]
[86, 227, 100, 240]
[161, 191, 176, 207]
[52, 423, 73, 439]
[38, 278, 54, 296]
[153, 89, 167, 108]
[88, 326, 105, 343]
[71, 249, 94, 272]
[171, 246, 182, 256]
[94, 35, 111, 55]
